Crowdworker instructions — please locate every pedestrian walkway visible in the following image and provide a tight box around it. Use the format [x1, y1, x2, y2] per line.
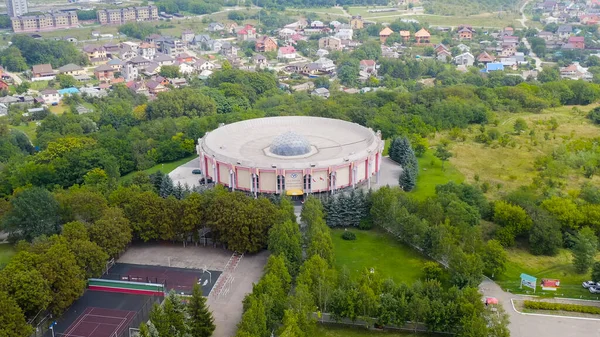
[479, 279, 600, 337]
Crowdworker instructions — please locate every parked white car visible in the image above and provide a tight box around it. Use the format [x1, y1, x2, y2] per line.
[589, 285, 600, 294]
[582, 281, 597, 288]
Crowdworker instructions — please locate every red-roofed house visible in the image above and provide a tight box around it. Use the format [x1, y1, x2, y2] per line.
[359, 60, 377, 75]
[458, 27, 473, 40]
[278, 46, 297, 59]
[477, 51, 495, 64]
[399, 30, 410, 42]
[567, 36, 585, 49]
[237, 24, 257, 41]
[379, 27, 393, 43]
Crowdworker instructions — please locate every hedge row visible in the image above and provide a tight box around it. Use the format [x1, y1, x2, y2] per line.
[523, 300, 600, 315]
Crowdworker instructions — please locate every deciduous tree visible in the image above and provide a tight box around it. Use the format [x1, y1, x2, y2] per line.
[0, 290, 33, 337]
[572, 227, 598, 274]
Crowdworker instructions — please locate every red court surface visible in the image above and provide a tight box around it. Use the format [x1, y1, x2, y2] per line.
[60, 307, 135, 337]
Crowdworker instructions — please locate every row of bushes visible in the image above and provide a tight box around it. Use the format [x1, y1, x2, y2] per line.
[524, 300, 600, 314]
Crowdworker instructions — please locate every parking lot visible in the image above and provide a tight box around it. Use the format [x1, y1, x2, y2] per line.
[169, 157, 203, 187]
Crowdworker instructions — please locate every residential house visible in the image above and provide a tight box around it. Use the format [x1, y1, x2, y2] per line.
[162, 38, 185, 57]
[502, 35, 519, 47]
[278, 46, 297, 59]
[253, 54, 267, 66]
[208, 40, 223, 53]
[83, 45, 108, 65]
[456, 44, 470, 52]
[107, 58, 124, 71]
[176, 53, 195, 63]
[237, 24, 257, 41]
[170, 78, 187, 88]
[154, 54, 175, 66]
[542, 16, 559, 24]
[477, 51, 495, 64]
[311, 20, 324, 27]
[415, 28, 431, 43]
[312, 87, 330, 98]
[123, 62, 140, 82]
[94, 64, 116, 83]
[437, 49, 452, 62]
[566, 36, 584, 49]
[255, 36, 278, 52]
[121, 41, 140, 52]
[458, 27, 473, 40]
[335, 24, 353, 40]
[220, 42, 238, 57]
[434, 44, 449, 54]
[208, 22, 225, 32]
[313, 57, 336, 73]
[319, 37, 342, 51]
[381, 45, 400, 59]
[350, 15, 364, 29]
[58, 63, 85, 76]
[399, 30, 410, 42]
[194, 34, 212, 48]
[103, 43, 120, 57]
[557, 25, 573, 39]
[359, 59, 377, 75]
[330, 20, 342, 28]
[40, 89, 60, 105]
[181, 30, 194, 44]
[32, 64, 55, 79]
[537, 31, 555, 41]
[279, 28, 296, 39]
[379, 27, 393, 43]
[139, 43, 157, 59]
[119, 44, 137, 61]
[500, 46, 517, 57]
[560, 62, 593, 80]
[146, 80, 168, 95]
[502, 26, 514, 36]
[225, 22, 238, 35]
[193, 58, 215, 71]
[126, 81, 149, 96]
[454, 52, 475, 66]
[316, 49, 329, 57]
[176, 61, 194, 75]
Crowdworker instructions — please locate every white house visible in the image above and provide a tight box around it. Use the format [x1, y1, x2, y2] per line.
[314, 57, 336, 72]
[177, 62, 195, 75]
[335, 27, 353, 40]
[208, 22, 225, 32]
[193, 58, 215, 71]
[123, 62, 139, 82]
[454, 52, 475, 66]
[40, 89, 60, 105]
[278, 46, 297, 59]
[316, 49, 329, 57]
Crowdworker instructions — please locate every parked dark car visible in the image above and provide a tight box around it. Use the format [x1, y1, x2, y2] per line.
[192, 169, 202, 174]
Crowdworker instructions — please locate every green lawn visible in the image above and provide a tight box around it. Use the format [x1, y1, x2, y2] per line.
[12, 122, 38, 142]
[331, 228, 435, 284]
[119, 155, 198, 182]
[495, 248, 600, 300]
[316, 323, 436, 337]
[411, 150, 464, 200]
[0, 244, 15, 267]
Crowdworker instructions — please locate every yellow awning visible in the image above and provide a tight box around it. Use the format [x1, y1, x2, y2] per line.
[286, 189, 303, 196]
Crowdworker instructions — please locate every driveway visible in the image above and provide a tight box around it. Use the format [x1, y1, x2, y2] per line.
[169, 157, 202, 188]
[479, 279, 600, 337]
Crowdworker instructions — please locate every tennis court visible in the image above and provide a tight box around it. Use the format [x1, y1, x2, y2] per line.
[57, 307, 135, 337]
[45, 291, 159, 337]
[104, 263, 221, 296]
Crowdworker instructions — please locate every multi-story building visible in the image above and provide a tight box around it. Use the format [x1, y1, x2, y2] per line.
[97, 6, 158, 25]
[6, 0, 28, 18]
[11, 11, 78, 32]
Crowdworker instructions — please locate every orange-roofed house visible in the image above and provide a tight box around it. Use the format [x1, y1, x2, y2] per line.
[415, 28, 431, 44]
[458, 27, 473, 40]
[380, 27, 394, 43]
[399, 30, 410, 42]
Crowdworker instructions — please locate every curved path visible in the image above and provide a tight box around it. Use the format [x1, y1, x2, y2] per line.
[518, 0, 543, 71]
[479, 279, 600, 337]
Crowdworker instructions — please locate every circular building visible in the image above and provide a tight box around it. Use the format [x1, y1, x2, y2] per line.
[196, 116, 384, 195]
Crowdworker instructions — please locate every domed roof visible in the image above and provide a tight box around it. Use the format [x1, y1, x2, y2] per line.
[270, 131, 311, 156]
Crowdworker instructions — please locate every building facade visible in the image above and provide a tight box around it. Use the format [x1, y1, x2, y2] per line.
[197, 117, 384, 196]
[6, 0, 28, 18]
[97, 6, 158, 25]
[11, 11, 78, 32]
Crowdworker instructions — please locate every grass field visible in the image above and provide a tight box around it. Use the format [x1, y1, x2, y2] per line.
[411, 150, 464, 200]
[315, 323, 435, 337]
[495, 248, 600, 300]
[119, 155, 198, 182]
[12, 122, 38, 142]
[446, 105, 600, 199]
[0, 244, 15, 267]
[331, 228, 436, 284]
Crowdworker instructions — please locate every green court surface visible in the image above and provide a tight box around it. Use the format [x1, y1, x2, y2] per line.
[331, 228, 433, 284]
[316, 323, 437, 337]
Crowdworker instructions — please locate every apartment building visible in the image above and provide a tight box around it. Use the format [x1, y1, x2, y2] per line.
[6, 0, 28, 18]
[11, 11, 78, 32]
[97, 6, 158, 25]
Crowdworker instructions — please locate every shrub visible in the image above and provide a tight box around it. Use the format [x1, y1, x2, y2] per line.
[358, 218, 373, 230]
[523, 300, 600, 315]
[423, 261, 443, 280]
[341, 231, 356, 241]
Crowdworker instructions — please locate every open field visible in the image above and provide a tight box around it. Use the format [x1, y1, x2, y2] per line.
[446, 105, 600, 199]
[119, 154, 199, 182]
[412, 150, 464, 200]
[496, 248, 600, 300]
[287, 6, 346, 15]
[0, 244, 15, 267]
[315, 323, 436, 337]
[331, 228, 437, 284]
[12, 122, 38, 142]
